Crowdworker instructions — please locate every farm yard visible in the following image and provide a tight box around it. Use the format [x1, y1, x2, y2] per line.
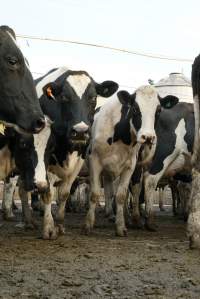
[0, 196, 200, 299]
[1, 1, 200, 299]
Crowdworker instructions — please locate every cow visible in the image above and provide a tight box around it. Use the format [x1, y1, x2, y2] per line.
[17, 67, 118, 239]
[187, 54, 200, 249]
[0, 25, 45, 134]
[0, 120, 51, 225]
[129, 102, 194, 231]
[83, 85, 178, 236]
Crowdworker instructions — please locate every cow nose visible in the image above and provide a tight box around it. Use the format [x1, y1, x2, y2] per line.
[34, 181, 49, 193]
[140, 135, 155, 144]
[32, 117, 46, 133]
[73, 121, 89, 133]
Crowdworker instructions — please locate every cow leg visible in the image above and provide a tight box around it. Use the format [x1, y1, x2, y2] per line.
[129, 181, 143, 229]
[41, 191, 59, 240]
[129, 165, 143, 229]
[158, 188, 165, 211]
[187, 169, 200, 249]
[18, 185, 38, 229]
[56, 159, 84, 234]
[83, 153, 102, 234]
[144, 174, 160, 231]
[104, 174, 115, 221]
[2, 180, 16, 220]
[115, 167, 136, 237]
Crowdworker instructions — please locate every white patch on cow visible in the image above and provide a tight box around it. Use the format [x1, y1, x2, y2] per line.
[33, 117, 51, 186]
[36, 67, 68, 99]
[73, 121, 89, 132]
[67, 74, 91, 99]
[135, 85, 160, 142]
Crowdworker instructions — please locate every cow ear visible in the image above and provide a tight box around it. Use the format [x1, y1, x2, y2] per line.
[43, 82, 63, 100]
[117, 90, 135, 105]
[159, 95, 179, 109]
[95, 81, 119, 97]
[0, 25, 16, 39]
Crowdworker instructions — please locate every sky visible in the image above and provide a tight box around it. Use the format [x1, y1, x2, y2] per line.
[0, 0, 200, 93]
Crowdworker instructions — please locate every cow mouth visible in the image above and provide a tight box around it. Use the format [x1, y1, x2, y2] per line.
[70, 132, 90, 146]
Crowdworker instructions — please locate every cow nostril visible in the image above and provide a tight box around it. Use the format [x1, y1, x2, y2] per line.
[71, 130, 77, 137]
[141, 135, 146, 140]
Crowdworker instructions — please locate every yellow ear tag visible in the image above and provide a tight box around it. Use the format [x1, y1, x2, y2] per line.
[0, 123, 5, 135]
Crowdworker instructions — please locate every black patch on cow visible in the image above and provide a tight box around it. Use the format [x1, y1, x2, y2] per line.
[149, 103, 194, 175]
[183, 105, 194, 153]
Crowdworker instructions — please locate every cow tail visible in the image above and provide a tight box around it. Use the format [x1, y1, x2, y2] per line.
[191, 54, 200, 166]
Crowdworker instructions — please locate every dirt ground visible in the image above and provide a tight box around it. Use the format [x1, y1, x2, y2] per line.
[0, 204, 200, 299]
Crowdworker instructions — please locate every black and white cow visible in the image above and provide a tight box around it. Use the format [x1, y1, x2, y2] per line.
[21, 67, 118, 239]
[0, 26, 45, 134]
[83, 85, 178, 236]
[129, 102, 194, 231]
[0, 121, 50, 223]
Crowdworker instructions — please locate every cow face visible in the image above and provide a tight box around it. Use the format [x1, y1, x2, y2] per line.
[118, 86, 179, 145]
[37, 69, 118, 146]
[0, 26, 45, 134]
[14, 119, 51, 192]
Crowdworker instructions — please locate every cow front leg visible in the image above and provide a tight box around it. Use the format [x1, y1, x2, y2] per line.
[41, 191, 59, 240]
[56, 184, 69, 235]
[130, 182, 144, 229]
[158, 188, 165, 211]
[187, 169, 200, 249]
[18, 185, 38, 229]
[115, 168, 135, 237]
[2, 180, 15, 220]
[104, 174, 115, 221]
[83, 153, 102, 234]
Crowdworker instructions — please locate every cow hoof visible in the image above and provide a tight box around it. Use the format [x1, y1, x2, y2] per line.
[116, 227, 128, 237]
[132, 219, 144, 230]
[108, 214, 116, 223]
[189, 236, 200, 250]
[57, 224, 66, 235]
[145, 222, 157, 232]
[43, 226, 59, 240]
[81, 224, 92, 235]
[25, 220, 39, 230]
[3, 213, 15, 221]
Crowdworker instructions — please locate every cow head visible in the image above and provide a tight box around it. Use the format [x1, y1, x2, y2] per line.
[0, 26, 45, 134]
[117, 86, 179, 145]
[37, 68, 118, 148]
[14, 118, 51, 192]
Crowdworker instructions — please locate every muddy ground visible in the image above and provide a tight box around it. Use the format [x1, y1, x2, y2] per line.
[0, 204, 200, 299]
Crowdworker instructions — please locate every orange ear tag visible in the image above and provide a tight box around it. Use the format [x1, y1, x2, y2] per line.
[46, 87, 56, 101]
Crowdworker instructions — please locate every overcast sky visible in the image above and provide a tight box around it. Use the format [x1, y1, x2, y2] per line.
[1, 0, 199, 92]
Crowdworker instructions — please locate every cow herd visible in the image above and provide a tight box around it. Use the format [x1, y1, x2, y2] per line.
[1, 25, 200, 249]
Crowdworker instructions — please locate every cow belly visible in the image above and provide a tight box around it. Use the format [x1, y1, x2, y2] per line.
[100, 143, 140, 177]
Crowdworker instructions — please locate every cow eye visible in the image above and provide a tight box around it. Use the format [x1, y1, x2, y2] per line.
[7, 57, 18, 67]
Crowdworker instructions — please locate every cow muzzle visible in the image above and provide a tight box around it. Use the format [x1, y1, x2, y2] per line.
[34, 181, 49, 193]
[70, 122, 90, 145]
[138, 134, 156, 145]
